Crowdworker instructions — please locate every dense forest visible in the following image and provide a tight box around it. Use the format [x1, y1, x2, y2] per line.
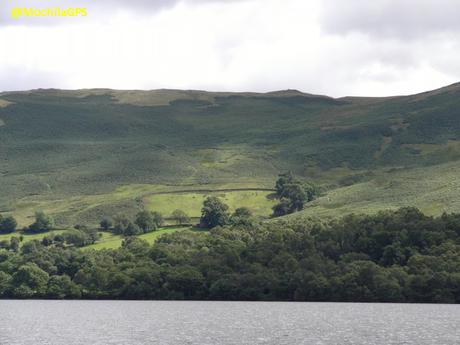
[1, 207, 459, 302]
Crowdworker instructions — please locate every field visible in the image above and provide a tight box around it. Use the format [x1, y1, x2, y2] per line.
[144, 189, 276, 219]
[5, 183, 275, 228]
[1, 83, 460, 226]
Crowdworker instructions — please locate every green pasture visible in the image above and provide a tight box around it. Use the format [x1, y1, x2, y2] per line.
[144, 190, 276, 218]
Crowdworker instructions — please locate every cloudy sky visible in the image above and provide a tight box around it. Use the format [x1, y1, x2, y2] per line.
[0, 0, 459, 96]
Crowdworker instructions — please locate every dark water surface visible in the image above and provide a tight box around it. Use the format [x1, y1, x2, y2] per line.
[0, 301, 459, 344]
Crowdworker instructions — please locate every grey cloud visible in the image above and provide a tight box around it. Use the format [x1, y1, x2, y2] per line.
[319, 0, 460, 39]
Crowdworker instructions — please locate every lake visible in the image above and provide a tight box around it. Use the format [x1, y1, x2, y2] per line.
[0, 301, 459, 344]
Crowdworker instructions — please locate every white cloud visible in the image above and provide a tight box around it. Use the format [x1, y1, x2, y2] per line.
[0, 0, 459, 96]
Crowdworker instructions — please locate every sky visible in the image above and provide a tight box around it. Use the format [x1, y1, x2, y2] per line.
[0, 0, 459, 97]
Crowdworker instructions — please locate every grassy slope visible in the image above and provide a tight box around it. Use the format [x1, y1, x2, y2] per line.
[1, 83, 460, 225]
[294, 160, 460, 219]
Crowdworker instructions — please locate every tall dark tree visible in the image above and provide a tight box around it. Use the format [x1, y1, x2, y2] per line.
[275, 172, 295, 197]
[200, 196, 230, 228]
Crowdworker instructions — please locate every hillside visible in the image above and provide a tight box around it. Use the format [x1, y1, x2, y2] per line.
[1, 83, 460, 226]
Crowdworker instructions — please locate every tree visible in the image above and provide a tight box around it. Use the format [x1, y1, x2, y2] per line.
[171, 209, 191, 225]
[124, 222, 142, 236]
[47, 275, 81, 299]
[152, 212, 164, 228]
[113, 215, 130, 235]
[281, 183, 307, 212]
[10, 237, 20, 252]
[121, 237, 150, 256]
[113, 216, 142, 236]
[200, 196, 230, 229]
[64, 230, 91, 247]
[27, 211, 54, 233]
[304, 182, 319, 202]
[0, 271, 12, 296]
[0, 215, 17, 234]
[230, 207, 254, 226]
[275, 172, 295, 197]
[135, 211, 156, 232]
[100, 218, 113, 231]
[272, 172, 318, 217]
[12, 263, 49, 296]
[272, 198, 292, 217]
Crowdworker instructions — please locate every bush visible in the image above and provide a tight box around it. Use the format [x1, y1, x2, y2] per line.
[230, 207, 255, 226]
[0, 215, 17, 234]
[27, 211, 54, 233]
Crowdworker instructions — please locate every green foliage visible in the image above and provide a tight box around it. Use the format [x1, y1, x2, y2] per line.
[63, 228, 99, 247]
[171, 209, 191, 225]
[200, 196, 230, 228]
[27, 211, 54, 233]
[152, 212, 164, 228]
[272, 198, 292, 217]
[99, 218, 113, 231]
[275, 172, 293, 196]
[135, 211, 157, 232]
[47, 275, 81, 299]
[0, 215, 17, 234]
[10, 237, 20, 252]
[0, 208, 459, 301]
[230, 207, 255, 227]
[112, 215, 141, 236]
[272, 173, 318, 217]
[12, 263, 49, 296]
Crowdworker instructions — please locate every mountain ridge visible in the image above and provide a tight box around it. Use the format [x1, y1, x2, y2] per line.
[2, 80, 459, 99]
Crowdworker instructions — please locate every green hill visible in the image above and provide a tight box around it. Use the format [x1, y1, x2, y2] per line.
[1, 83, 460, 226]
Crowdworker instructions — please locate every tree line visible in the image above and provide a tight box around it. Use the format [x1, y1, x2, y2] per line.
[0, 207, 459, 302]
